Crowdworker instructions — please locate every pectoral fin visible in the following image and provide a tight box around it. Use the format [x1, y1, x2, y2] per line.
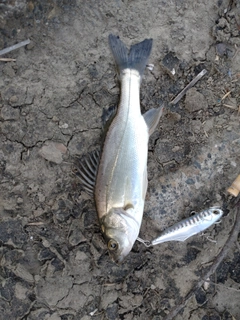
[143, 106, 163, 136]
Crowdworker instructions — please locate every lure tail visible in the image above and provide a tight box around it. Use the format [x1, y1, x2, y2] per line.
[108, 34, 153, 77]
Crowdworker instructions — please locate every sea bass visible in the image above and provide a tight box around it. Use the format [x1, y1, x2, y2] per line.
[77, 35, 163, 263]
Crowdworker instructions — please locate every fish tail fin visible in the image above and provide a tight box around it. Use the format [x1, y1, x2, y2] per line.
[108, 34, 153, 77]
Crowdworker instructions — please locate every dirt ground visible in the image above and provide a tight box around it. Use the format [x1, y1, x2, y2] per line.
[0, 0, 240, 319]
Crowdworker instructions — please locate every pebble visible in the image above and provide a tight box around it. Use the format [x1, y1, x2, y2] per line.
[172, 146, 180, 152]
[185, 88, 208, 112]
[166, 111, 181, 122]
[203, 118, 214, 132]
[39, 142, 67, 164]
[16, 197, 23, 204]
[10, 95, 18, 104]
[192, 120, 202, 133]
[160, 52, 180, 79]
[52, 116, 59, 122]
[2, 64, 16, 78]
[38, 192, 46, 203]
[59, 123, 69, 129]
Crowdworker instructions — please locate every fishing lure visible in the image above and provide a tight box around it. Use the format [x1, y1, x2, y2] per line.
[137, 207, 223, 247]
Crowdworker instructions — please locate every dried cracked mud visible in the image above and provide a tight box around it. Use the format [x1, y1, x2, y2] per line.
[0, 1, 240, 319]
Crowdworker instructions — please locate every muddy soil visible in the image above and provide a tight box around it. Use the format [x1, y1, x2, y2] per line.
[0, 1, 240, 319]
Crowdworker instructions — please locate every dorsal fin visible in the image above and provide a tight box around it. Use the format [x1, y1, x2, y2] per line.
[74, 149, 100, 195]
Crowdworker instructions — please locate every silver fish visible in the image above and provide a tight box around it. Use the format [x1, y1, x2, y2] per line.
[80, 34, 163, 263]
[138, 207, 223, 247]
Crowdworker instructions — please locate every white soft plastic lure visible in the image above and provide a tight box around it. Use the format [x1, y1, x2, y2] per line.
[138, 207, 223, 247]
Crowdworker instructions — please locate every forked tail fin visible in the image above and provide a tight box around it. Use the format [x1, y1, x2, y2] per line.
[108, 34, 153, 77]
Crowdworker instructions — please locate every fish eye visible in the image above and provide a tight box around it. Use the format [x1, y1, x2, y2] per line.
[213, 209, 220, 215]
[108, 239, 118, 251]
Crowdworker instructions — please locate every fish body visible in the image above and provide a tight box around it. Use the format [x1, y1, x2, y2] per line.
[94, 35, 163, 263]
[150, 207, 223, 246]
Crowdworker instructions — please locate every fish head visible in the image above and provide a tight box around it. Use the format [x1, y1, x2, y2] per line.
[208, 207, 224, 221]
[100, 207, 139, 264]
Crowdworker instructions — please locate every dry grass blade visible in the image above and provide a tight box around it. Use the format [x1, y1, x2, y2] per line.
[221, 91, 231, 101]
[0, 58, 17, 62]
[223, 104, 238, 110]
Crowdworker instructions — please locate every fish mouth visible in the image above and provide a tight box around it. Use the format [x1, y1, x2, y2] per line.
[108, 247, 129, 264]
[110, 254, 126, 264]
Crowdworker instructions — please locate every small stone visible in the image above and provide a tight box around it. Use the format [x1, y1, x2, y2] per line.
[101, 291, 118, 309]
[26, 42, 35, 50]
[2, 85, 26, 107]
[45, 313, 61, 320]
[52, 116, 59, 122]
[42, 239, 51, 248]
[172, 146, 180, 152]
[9, 95, 18, 104]
[185, 88, 208, 112]
[195, 287, 207, 305]
[68, 229, 86, 246]
[75, 251, 88, 261]
[216, 43, 227, 56]
[38, 193, 46, 203]
[14, 263, 34, 283]
[16, 197, 23, 204]
[192, 120, 202, 133]
[15, 282, 28, 300]
[2, 64, 16, 78]
[39, 142, 67, 164]
[166, 111, 181, 122]
[216, 193, 221, 201]
[186, 178, 195, 185]
[59, 123, 69, 129]
[203, 118, 214, 132]
[160, 52, 180, 79]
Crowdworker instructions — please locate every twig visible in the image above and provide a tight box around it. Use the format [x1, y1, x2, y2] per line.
[170, 69, 207, 105]
[0, 39, 30, 56]
[221, 91, 231, 101]
[163, 203, 240, 320]
[0, 58, 16, 62]
[223, 104, 238, 110]
[26, 221, 46, 226]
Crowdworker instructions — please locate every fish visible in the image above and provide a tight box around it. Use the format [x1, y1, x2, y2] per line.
[137, 207, 223, 246]
[76, 34, 163, 263]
